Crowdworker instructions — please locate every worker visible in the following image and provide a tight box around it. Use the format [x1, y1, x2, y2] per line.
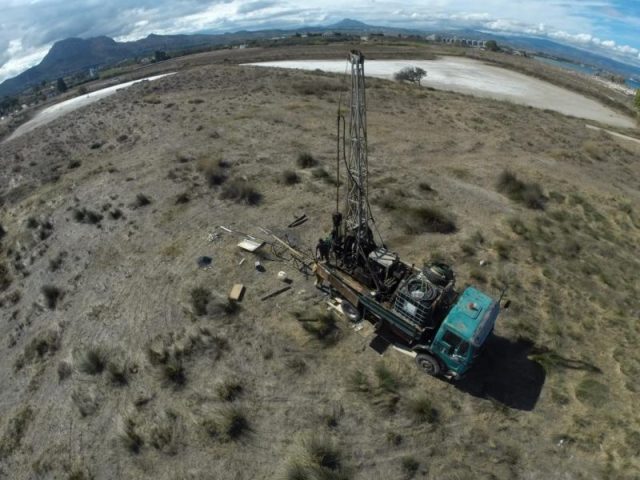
[316, 238, 331, 262]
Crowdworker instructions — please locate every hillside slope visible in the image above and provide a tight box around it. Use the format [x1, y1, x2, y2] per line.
[0, 54, 639, 479]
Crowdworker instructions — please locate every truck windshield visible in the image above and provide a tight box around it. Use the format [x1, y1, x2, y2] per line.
[442, 330, 469, 357]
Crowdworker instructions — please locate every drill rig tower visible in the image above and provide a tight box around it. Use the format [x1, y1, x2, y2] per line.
[334, 50, 377, 271]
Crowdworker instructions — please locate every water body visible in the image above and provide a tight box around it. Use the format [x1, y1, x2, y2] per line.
[248, 57, 636, 128]
[533, 56, 639, 90]
[5, 72, 176, 142]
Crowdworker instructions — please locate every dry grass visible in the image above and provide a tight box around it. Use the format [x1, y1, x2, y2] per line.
[0, 406, 33, 459]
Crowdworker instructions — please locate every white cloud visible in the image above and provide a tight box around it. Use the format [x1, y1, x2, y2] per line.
[1, 0, 640, 84]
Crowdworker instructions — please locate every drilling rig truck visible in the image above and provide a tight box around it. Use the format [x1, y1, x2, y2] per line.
[314, 51, 501, 380]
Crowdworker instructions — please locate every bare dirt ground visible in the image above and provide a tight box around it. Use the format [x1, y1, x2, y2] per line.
[0, 44, 639, 479]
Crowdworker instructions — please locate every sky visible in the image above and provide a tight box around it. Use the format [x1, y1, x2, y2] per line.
[1, 0, 640, 83]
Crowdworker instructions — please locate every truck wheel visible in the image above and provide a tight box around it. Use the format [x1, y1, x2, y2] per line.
[415, 354, 441, 377]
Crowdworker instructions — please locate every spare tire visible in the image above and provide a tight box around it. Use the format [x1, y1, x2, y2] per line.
[423, 263, 454, 287]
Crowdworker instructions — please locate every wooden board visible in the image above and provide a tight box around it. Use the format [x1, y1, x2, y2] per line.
[229, 284, 245, 301]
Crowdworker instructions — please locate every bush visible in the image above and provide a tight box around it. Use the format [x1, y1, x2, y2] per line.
[76, 346, 108, 375]
[408, 396, 438, 423]
[394, 66, 427, 85]
[286, 436, 346, 480]
[296, 310, 340, 346]
[217, 380, 243, 401]
[402, 207, 456, 234]
[282, 170, 300, 185]
[106, 356, 129, 385]
[118, 416, 144, 454]
[134, 193, 152, 207]
[161, 354, 186, 387]
[374, 363, 399, 393]
[0, 262, 12, 292]
[175, 192, 190, 204]
[401, 456, 420, 478]
[191, 287, 210, 316]
[42, 285, 62, 309]
[496, 170, 546, 210]
[197, 158, 228, 186]
[220, 179, 262, 206]
[203, 407, 249, 442]
[73, 208, 103, 224]
[297, 152, 316, 168]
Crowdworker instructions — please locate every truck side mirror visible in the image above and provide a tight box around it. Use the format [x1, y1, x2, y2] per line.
[502, 300, 511, 310]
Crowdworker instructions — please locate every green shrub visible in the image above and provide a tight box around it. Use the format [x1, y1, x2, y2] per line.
[0, 262, 11, 292]
[401, 456, 420, 478]
[134, 193, 151, 207]
[118, 416, 144, 454]
[297, 152, 317, 168]
[408, 396, 438, 424]
[296, 310, 340, 346]
[282, 170, 300, 185]
[73, 208, 103, 224]
[374, 364, 399, 393]
[161, 354, 186, 387]
[42, 285, 62, 309]
[217, 380, 243, 401]
[496, 170, 546, 210]
[403, 207, 456, 234]
[76, 346, 108, 375]
[191, 287, 210, 316]
[220, 179, 262, 205]
[203, 407, 249, 442]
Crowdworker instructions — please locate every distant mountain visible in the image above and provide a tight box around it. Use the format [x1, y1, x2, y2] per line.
[2, 18, 639, 98]
[0, 33, 234, 97]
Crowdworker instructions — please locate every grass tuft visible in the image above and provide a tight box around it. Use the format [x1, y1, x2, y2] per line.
[402, 207, 456, 234]
[203, 407, 250, 442]
[408, 396, 438, 424]
[401, 456, 420, 479]
[76, 346, 108, 375]
[497, 170, 546, 210]
[217, 380, 243, 401]
[191, 287, 210, 316]
[42, 285, 62, 309]
[220, 179, 262, 206]
[297, 152, 317, 168]
[118, 416, 144, 454]
[282, 169, 301, 185]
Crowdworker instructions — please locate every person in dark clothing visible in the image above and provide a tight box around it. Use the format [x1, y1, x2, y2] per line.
[316, 238, 331, 262]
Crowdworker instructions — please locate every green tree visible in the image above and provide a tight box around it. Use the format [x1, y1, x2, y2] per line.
[635, 89, 640, 115]
[56, 77, 68, 93]
[485, 40, 499, 52]
[394, 66, 427, 86]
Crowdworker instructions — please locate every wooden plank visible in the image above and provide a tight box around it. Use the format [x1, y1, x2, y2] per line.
[229, 284, 245, 301]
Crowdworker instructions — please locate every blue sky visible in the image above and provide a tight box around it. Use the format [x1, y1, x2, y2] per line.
[1, 0, 640, 83]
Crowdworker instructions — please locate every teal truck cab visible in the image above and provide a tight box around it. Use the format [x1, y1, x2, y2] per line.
[315, 253, 500, 380]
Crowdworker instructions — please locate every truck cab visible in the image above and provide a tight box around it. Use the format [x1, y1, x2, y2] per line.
[426, 287, 499, 379]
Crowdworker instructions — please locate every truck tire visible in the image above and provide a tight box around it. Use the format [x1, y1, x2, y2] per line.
[415, 353, 441, 377]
